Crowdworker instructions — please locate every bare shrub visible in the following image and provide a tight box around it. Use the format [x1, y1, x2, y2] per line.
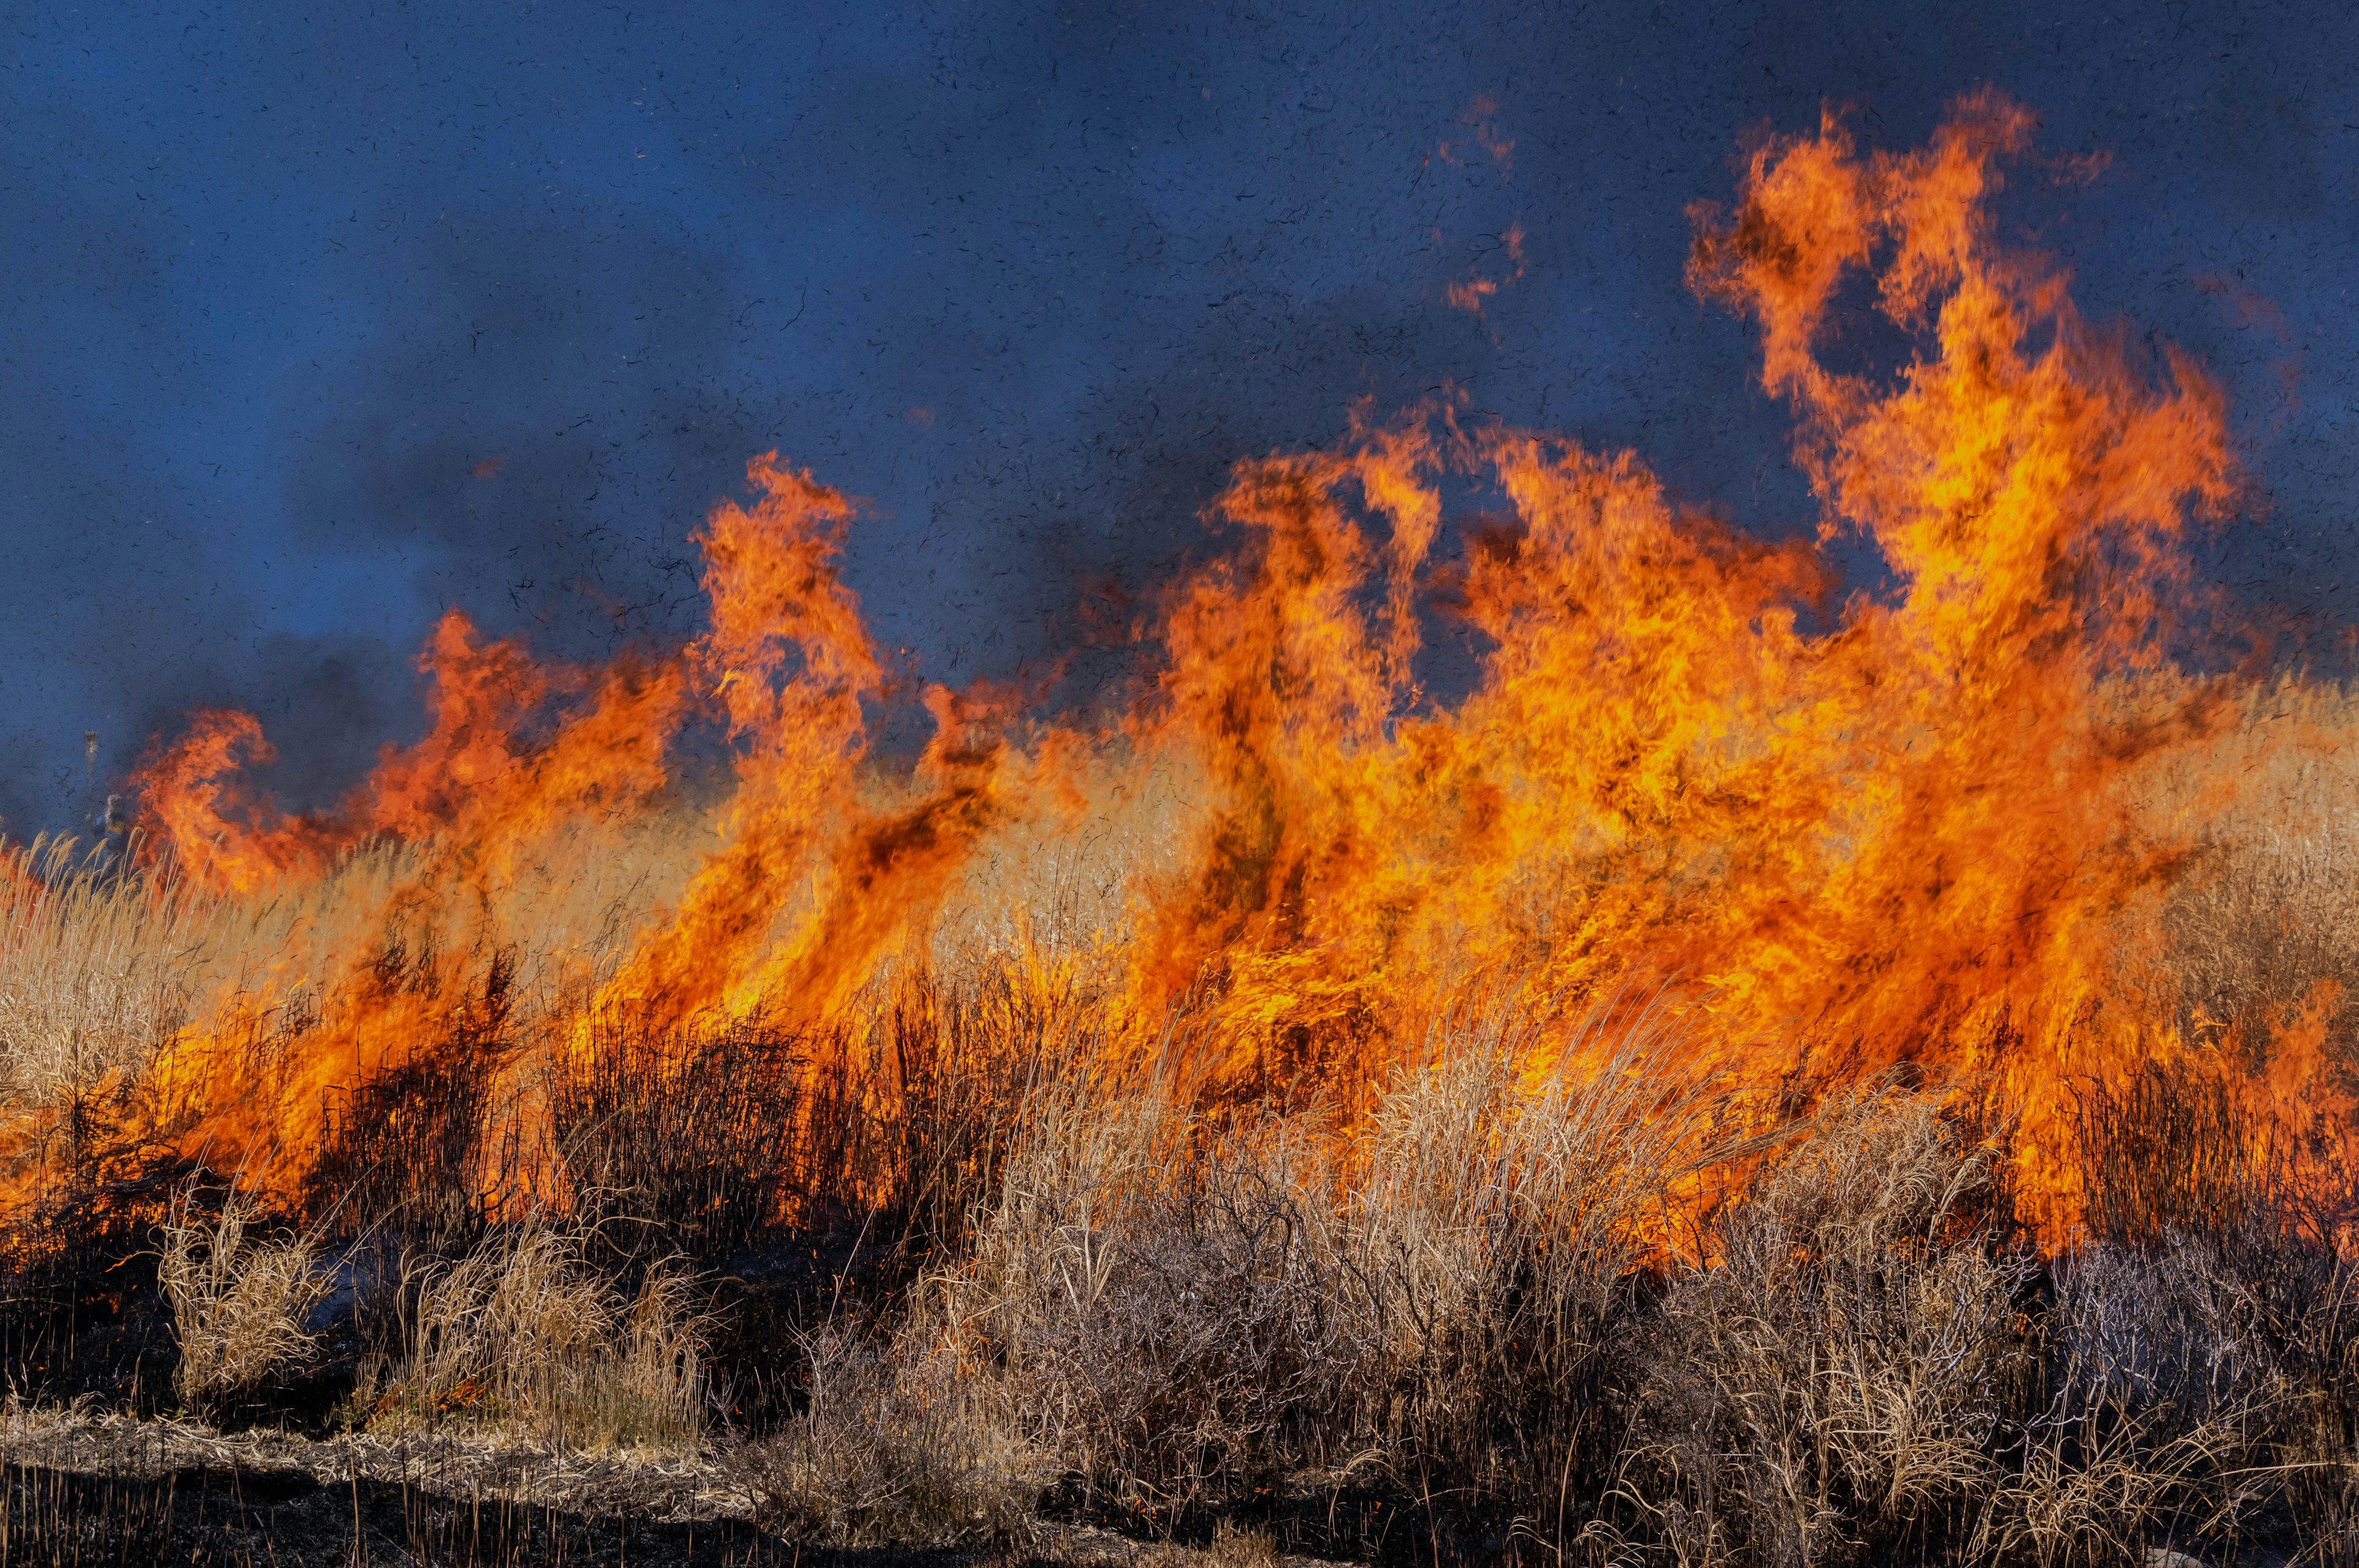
[157, 1187, 329, 1412]
[735, 1309, 1047, 1547]
[366, 1216, 706, 1451]
[1614, 1087, 2034, 1568]
[949, 1000, 1715, 1544]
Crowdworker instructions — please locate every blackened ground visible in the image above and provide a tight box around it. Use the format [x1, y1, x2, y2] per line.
[0, 1440, 1329, 1567]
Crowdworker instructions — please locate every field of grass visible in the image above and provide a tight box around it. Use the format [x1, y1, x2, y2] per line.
[0, 703, 2350, 1568]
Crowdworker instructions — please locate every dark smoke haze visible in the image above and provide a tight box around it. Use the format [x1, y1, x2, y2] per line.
[4, 1, 2354, 833]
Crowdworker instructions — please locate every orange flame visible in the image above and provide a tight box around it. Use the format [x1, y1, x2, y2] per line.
[95, 93, 2348, 1231]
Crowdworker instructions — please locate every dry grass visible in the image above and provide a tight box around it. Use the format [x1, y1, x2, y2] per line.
[1611, 1087, 2031, 1567]
[0, 704, 2356, 1561]
[1320, 1007, 1715, 1513]
[544, 1009, 809, 1263]
[935, 1002, 1723, 1545]
[731, 1312, 1049, 1547]
[0, 840, 200, 1115]
[0, 803, 721, 1155]
[925, 743, 1204, 971]
[2136, 679, 2359, 1155]
[157, 1186, 330, 1413]
[923, 1016, 2358, 1563]
[359, 1215, 709, 1453]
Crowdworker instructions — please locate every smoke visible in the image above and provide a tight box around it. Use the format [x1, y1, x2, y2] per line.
[4, 0, 2355, 835]
[276, 217, 764, 655]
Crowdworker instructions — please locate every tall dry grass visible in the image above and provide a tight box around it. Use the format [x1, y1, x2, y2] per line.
[0, 842, 195, 1119]
[1612, 1088, 2033, 1567]
[0, 702, 2352, 1559]
[735, 1313, 1047, 1547]
[763, 1009, 2355, 1562]
[936, 1003, 1724, 1530]
[156, 1186, 329, 1414]
[2138, 679, 2359, 1120]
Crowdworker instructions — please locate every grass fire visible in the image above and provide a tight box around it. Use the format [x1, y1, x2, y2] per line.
[2, 95, 2354, 1566]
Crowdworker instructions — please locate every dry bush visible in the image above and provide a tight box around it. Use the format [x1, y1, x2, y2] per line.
[2075, 1066, 2279, 1253]
[157, 1187, 329, 1412]
[734, 1310, 1047, 1547]
[945, 1001, 1713, 1544]
[2282, 1398, 2359, 1568]
[307, 1046, 507, 1245]
[303, 991, 2337, 1561]
[363, 1215, 706, 1452]
[1611, 1087, 2035, 1568]
[958, 1077, 1338, 1520]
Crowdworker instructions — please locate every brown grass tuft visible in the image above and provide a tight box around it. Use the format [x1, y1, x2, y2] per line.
[732, 1311, 1047, 1548]
[362, 1215, 708, 1453]
[157, 1186, 329, 1412]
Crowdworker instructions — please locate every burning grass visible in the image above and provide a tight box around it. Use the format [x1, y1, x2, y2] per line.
[0, 898, 2353, 1562]
[0, 92, 2356, 1564]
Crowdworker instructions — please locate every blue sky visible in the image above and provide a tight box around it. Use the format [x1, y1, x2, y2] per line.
[4, 0, 2354, 830]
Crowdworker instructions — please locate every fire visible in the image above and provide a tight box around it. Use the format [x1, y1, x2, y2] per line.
[593, 456, 878, 1024]
[86, 93, 2351, 1230]
[133, 608, 686, 897]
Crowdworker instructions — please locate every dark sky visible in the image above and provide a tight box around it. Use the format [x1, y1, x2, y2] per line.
[4, 1, 2354, 832]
